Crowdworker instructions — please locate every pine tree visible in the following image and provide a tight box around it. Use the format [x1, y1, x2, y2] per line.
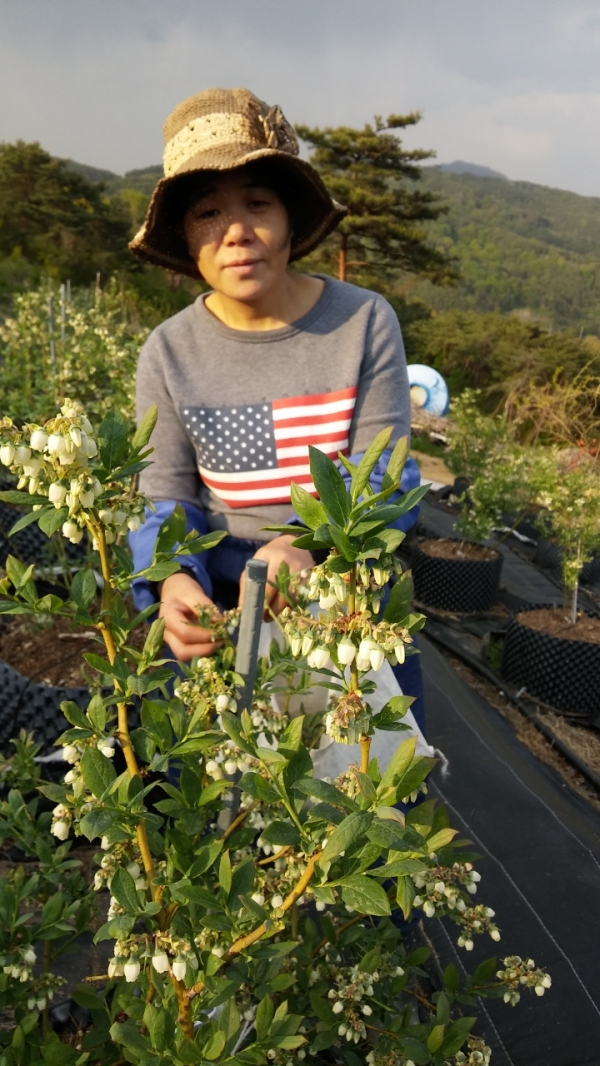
[296, 113, 457, 289]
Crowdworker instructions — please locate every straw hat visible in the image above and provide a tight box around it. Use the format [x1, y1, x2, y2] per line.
[129, 87, 347, 278]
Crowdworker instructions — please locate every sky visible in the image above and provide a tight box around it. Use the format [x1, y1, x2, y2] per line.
[2, 0, 600, 197]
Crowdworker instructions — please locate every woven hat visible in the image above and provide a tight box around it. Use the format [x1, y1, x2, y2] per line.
[129, 87, 346, 278]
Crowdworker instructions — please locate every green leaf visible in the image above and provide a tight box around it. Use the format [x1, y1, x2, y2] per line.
[87, 693, 106, 733]
[80, 746, 116, 798]
[366, 819, 408, 850]
[98, 407, 129, 469]
[0, 489, 47, 504]
[238, 772, 279, 803]
[427, 1024, 446, 1054]
[154, 503, 187, 554]
[339, 875, 390, 916]
[353, 427, 393, 500]
[220, 710, 256, 756]
[219, 850, 232, 895]
[132, 404, 158, 451]
[229, 856, 256, 906]
[308, 445, 349, 526]
[444, 963, 459, 995]
[70, 569, 97, 609]
[382, 434, 409, 491]
[141, 699, 173, 748]
[472, 957, 498, 987]
[395, 874, 416, 920]
[383, 571, 414, 623]
[111, 866, 142, 913]
[290, 482, 328, 530]
[440, 1017, 476, 1058]
[372, 694, 414, 732]
[379, 736, 418, 793]
[255, 995, 275, 1041]
[41, 891, 63, 927]
[10, 507, 52, 536]
[261, 822, 300, 846]
[80, 807, 114, 841]
[60, 699, 90, 730]
[203, 1031, 226, 1061]
[292, 777, 358, 812]
[355, 772, 376, 802]
[143, 1001, 175, 1053]
[38, 506, 68, 536]
[426, 827, 459, 852]
[321, 811, 373, 863]
[329, 525, 358, 559]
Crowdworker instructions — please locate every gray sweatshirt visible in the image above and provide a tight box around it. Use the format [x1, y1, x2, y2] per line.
[136, 276, 411, 542]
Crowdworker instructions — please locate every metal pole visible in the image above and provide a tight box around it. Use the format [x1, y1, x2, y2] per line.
[60, 283, 66, 346]
[47, 296, 57, 372]
[234, 558, 268, 713]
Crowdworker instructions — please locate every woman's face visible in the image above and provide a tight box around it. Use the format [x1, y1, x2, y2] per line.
[183, 170, 292, 302]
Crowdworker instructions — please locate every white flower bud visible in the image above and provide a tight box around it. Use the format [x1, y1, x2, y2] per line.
[464, 939, 474, 951]
[271, 894, 284, 909]
[124, 960, 141, 982]
[23, 457, 42, 477]
[113, 509, 126, 526]
[23, 948, 36, 966]
[423, 901, 436, 918]
[172, 959, 187, 981]
[394, 641, 406, 665]
[211, 946, 224, 958]
[490, 929, 501, 942]
[359, 638, 377, 660]
[27, 996, 36, 1010]
[152, 952, 169, 973]
[362, 1004, 372, 1016]
[79, 489, 95, 508]
[30, 430, 48, 451]
[48, 483, 67, 506]
[301, 633, 314, 656]
[205, 760, 222, 779]
[69, 427, 82, 447]
[0, 444, 15, 466]
[127, 514, 141, 532]
[62, 744, 79, 763]
[315, 900, 326, 912]
[224, 759, 238, 775]
[98, 509, 113, 525]
[126, 862, 141, 879]
[290, 635, 302, 657]
[47, 434, 66, 455]
[15, 445, 31, 464]
[62, 520, 82, 542]
[135, 878, 147, 890]
[51, 820, 69, 840]
[369, 647, 385, 672]
[307, 646, 330, 670]
[97, 741, 115, 758]
[53, 803, 68, 818]
[356, 656, 372, 672]
[337, 638, 356, 665]
[338, 1025, 347, 1037]
[215, 694, 230, 712]
[332, 1001, 344, 1015]
[319, 592, 338, 609]
[251, 892, 265, 906]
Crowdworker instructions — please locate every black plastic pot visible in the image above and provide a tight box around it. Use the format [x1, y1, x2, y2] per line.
[411, 538, 503, 613]
[501, 605, 600, 718]
[534, 538, 600, 585]
[0, 659, 89, 751]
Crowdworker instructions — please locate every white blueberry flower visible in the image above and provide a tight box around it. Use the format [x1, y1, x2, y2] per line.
[127, 514, 141, 532]
[126, 863, 141, 879]
[337, 637, 356, 665]
[51, 820, 69, 840]
[423, 901, 436, 918]
[251, 892, 265, 906]
[301, 633, 314, 656]
[215, 694, 230, 712]
[79, 489, 95, 508]
[319, 592, 338, 610]
[205, 760, 223, 779]
[62, 520, 83, 543]
[307, 646, 330, 670]
[211, 946, 225, 958]
[290, 635, 302, 657]
[490, 929, 501, 942]
[362, 1004, 372, 1016]
[30, 429, 48, 451]
[224, 759, 238, 775]
[152, 952, 170, 973]
[0, 444, 15, 466]
[315, 900, 326, 912]
[97, 740, 115, 758]
[369, 647, 385, 672]
[124, 960, 141, 983]
[332, 1001, 344, 1015]
[48, 483, 67, 506]
[47, 434, 66, 455]
[100, 836, 110, 850]
[23, 948, 36, 966]
[172, 958, 187, 981]
[15, 445, 31, 463]
[271, 894, 284, 909]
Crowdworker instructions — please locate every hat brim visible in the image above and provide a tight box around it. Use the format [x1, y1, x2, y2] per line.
[128, 149, 346, 279]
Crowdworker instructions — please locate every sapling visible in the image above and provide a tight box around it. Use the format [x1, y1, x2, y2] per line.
[0, 407, 551, 1064]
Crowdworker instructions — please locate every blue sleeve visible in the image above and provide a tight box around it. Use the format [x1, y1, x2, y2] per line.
[289, 451, 422, 533]
[128, 501, 214, 611]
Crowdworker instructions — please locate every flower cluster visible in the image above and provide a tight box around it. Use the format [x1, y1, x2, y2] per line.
[1, 945, 37, 983]
[0, 400, 147, 545]
[108, 933, 198, 984]
[453, 1035, 492, 1065]
[412, 863, 499, 947]
[327, 965, 383, 1044]
[496, 955, 552, 1004]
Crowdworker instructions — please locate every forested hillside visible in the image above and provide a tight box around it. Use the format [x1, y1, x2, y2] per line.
[66, 157, 600, 336]
[413, 167, 600, 335]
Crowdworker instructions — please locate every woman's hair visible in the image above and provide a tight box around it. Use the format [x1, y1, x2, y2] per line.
[163, 158, 308, 246]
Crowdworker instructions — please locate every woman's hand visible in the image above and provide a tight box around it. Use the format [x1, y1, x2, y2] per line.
[239, 534, 313, 617]
[159, 571, 222, 660]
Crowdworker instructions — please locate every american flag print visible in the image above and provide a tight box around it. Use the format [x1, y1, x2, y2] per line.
[181, 386, 358, 507]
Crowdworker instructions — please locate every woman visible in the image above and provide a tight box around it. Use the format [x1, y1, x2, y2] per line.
[129, 87, 425, 730]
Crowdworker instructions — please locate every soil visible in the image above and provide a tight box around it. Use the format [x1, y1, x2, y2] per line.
[517, 606, 600, 646]
[439, 646, 600, 814]
[417, 537, 499, 563]
[0, 610, 149, 687]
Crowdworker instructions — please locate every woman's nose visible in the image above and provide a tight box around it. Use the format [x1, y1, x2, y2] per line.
[223, 216, 253, 244]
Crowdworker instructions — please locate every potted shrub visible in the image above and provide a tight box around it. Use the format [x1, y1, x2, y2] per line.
[0, 407, 550, 1063]
[501, 447, 600, 716]
[412, 392, 531, 613]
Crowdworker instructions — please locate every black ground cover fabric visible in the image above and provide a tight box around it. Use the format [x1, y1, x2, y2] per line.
[420, 635, 600, 1065]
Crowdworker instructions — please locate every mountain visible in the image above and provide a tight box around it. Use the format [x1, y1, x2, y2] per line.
[412, 167, 600, 334]
[436, 160, 507, 180]
[62, 155, 600, 335]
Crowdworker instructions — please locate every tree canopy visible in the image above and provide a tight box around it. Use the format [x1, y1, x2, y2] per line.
[0, 141, 131, 284]
[296, 113, 457, 289]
